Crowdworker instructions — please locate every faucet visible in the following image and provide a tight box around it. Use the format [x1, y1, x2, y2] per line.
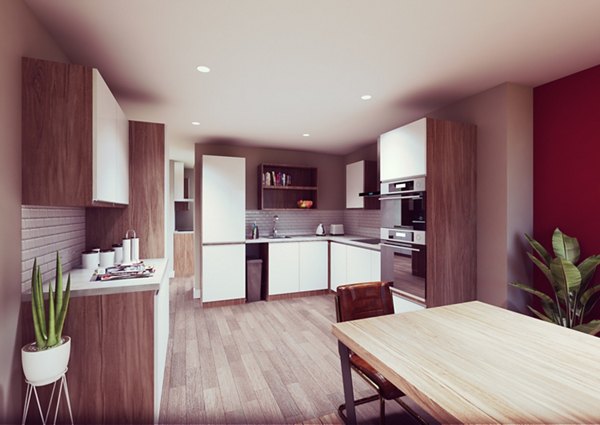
[272, 215, 279, 237]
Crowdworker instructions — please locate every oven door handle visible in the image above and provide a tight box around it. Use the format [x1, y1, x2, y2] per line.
[381, 242, 421, 252]
[378, 195, 422, 201]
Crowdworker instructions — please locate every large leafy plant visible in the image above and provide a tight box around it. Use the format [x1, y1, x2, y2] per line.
[30, 253, 72, 349]
[510, 228, 600, 335]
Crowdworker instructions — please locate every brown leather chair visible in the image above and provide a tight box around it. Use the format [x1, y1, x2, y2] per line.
[335, 281, 426, 425]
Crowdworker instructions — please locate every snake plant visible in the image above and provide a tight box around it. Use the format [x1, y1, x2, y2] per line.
[510, 228, 600, 335]
[31, 253, 71, 349]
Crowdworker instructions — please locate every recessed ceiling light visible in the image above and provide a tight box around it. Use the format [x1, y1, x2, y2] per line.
[361, 94, 372, 100]
[302, 133, 310, 137]
[196, 65, 210, 73]
[192, 121, 200, 126]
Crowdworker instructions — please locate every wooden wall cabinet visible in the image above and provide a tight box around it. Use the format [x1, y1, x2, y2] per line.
[258, 164, 318, 209]
[22, 57, 129, 207]
[345, 160, 379, 209]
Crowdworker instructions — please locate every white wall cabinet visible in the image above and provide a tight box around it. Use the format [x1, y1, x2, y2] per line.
[330, 242, 380, 291]
[346, 160, 379, 209]
[346, 161, 364, 208]
[268, 241, 328, 295]
[379, 118, 426, 181]
[202, 244, 246, 302]
[92, 69, 129, 204]
[173, 161, 185, 200]
[201, 155, 245, 244]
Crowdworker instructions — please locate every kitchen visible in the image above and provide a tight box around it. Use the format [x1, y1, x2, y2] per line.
[4, 1, 600, 424]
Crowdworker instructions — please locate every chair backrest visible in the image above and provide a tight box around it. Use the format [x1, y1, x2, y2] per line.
[335, 281, 395, 323]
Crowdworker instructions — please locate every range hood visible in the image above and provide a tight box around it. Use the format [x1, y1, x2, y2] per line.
[359, 190, 380, 197]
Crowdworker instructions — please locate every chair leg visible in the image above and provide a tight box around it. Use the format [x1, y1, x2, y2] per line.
[379, 395, 385, 425]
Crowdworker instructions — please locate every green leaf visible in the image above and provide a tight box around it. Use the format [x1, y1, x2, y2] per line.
[573, 320, 600, 335]
[56, 274, 71, 340]
[579, 284, 600, 313]
[55, 252, 63, 322]
[552, 228, 580, 263]
[550, 257, 582, 294]
[577, 255, 600, 287]
[527, 306, 555, 323]
[525, 233, 552, 265]
[509, 281, 556, 305]
[527, 252, 554, 286]
[47, 281, 57, 347]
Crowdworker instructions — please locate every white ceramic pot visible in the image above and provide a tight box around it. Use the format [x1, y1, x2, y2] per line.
[21, 336, 71, 386]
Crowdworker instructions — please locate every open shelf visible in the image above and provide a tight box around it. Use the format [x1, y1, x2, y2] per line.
[258, 164, 318, 210]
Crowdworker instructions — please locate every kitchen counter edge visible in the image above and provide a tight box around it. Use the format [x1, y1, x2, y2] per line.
[244, 235, 380, 251]
[22, 258, 169, 300]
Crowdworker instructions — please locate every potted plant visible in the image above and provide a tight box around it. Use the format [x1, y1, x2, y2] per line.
[510, 228, 600, 335]
[22, 253, 72, 384]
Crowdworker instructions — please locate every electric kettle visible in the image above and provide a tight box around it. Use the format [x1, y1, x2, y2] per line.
[316, 223, 325, 236]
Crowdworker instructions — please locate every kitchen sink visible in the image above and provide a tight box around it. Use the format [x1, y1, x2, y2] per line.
[267, 235, 292, 239]
[352, 238, 381, 245]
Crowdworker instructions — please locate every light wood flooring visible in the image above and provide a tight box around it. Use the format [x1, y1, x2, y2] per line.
[159, 278, 435, 424]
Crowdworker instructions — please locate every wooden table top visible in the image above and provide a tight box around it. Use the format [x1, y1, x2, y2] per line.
[332, 301, 600, 424]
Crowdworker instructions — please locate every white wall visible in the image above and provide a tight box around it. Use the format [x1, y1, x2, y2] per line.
[0, 1, 67, 421]
[430, 83, 533, 310]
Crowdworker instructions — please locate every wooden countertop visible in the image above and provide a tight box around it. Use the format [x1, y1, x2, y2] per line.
[332, 301, 600, 424]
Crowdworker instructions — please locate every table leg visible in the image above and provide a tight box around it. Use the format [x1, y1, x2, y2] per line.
[338, 341, 357, 425]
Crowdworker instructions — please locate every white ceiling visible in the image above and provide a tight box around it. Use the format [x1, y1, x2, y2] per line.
[24, 0, 600, 165]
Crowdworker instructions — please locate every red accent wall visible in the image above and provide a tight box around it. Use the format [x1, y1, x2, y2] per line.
[534, 64, 600, 260]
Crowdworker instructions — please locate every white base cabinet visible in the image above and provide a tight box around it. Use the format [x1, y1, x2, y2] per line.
[330, 243, 381, 291]
[202, 244, 246, 302]
[269, 241, 328, 296]
[299, 241, 329, 291]
[269, 243, 300, 295]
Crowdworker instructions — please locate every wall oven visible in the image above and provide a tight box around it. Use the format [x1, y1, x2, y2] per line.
[380, 176, 426, 304]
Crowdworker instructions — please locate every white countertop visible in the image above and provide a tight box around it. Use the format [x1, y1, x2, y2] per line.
[23, 258, 169, 300]
[245, 234, 381, 251]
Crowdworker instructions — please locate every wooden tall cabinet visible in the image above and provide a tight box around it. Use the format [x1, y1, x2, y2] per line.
[22, 57, 129, 206]
[379, 117, 477, 309]
[426, 118, 477, 307]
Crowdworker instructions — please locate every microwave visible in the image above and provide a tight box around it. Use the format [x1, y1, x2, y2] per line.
[379, 176, 426, 231]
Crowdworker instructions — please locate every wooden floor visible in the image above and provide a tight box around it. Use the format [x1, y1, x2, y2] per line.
[159, 277, 435, 424]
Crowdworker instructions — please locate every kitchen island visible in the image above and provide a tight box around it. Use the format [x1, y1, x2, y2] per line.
[22, 258, 169, 424]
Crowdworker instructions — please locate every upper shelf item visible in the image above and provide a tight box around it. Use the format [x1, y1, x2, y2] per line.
[258, 164, 318, 210]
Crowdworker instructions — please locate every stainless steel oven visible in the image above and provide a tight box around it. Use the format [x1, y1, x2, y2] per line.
[380, 176, 426, 304]
[380, 176, 426, 231]
[380, 230, 426, 304]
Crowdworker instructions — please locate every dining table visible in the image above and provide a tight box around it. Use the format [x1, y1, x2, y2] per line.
[331, 301, 600, 424]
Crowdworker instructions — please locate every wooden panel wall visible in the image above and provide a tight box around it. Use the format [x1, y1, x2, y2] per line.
[426, 118, 477, 307]
[174, 233, 194, 277]
[22, 291, 154, 424]
[22, 57, 93, 206]
[86, 121, 165, 258]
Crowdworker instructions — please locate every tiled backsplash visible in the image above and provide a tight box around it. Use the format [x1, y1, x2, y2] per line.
[21, 206, 85, 291]
[245, 209, 380, 238]
[343, 209, 381, 238]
